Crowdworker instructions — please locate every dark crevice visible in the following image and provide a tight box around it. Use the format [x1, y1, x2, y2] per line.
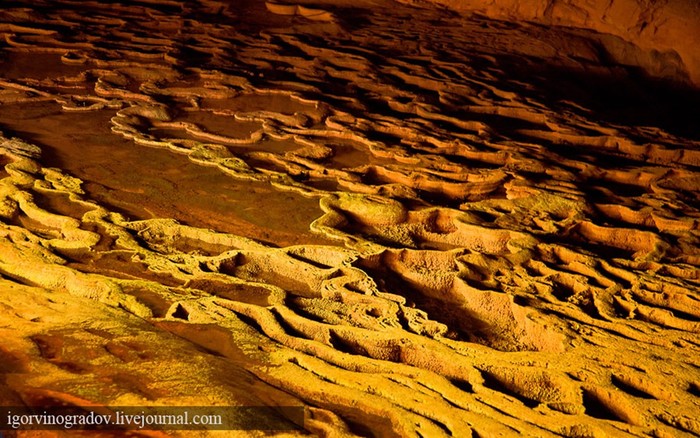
[688, 382, 700, 398]
[611, 375, 654, 399]
[480, 371, 540, 408]
[581, 389, 621, 422]
[449, 377, 474, 393]
[171, 303, 189, 321]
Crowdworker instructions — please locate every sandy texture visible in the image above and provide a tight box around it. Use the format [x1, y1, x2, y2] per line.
[0, 0, 699, 436]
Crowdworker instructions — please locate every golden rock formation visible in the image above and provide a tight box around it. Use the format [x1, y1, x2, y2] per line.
[0, 0, 698, 436]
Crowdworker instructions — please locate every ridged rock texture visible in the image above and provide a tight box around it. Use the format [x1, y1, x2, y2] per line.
[0, 0, 698, 437]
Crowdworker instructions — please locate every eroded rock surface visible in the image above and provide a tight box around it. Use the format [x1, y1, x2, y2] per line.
[0, 0, 698, 436]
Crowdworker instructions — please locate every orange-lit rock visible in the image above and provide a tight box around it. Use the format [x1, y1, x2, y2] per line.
[411, 0, 700, 86]
[0, 0, 698, 436]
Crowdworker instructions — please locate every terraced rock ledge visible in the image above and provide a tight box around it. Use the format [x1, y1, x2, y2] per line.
[0, 0, 698, 436]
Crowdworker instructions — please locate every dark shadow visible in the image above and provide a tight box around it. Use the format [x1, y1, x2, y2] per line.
[483, 52, 700, 141]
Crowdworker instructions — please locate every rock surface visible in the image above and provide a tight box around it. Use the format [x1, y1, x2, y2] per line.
[402, 0, 700, 86]
[0, 0, 698, 436]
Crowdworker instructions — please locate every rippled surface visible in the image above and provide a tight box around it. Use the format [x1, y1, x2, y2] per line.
[1, 0, 699, 436]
